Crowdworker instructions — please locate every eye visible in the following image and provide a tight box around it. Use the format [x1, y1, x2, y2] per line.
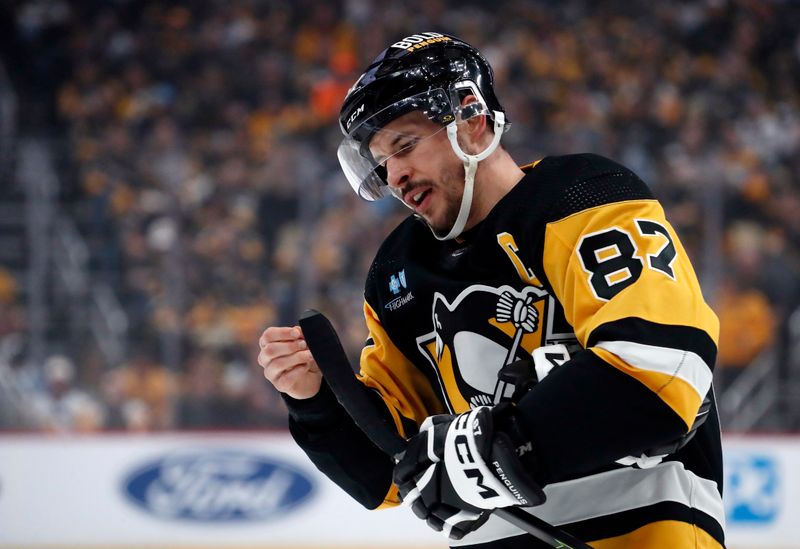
[394, 138, 418, 156]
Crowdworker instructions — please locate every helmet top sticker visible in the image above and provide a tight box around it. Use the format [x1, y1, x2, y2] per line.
[390, 32, 452, 52]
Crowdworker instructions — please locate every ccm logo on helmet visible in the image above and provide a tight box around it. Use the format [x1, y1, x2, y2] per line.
[346, 104, 365, 130]
[391, 32, 449, 51]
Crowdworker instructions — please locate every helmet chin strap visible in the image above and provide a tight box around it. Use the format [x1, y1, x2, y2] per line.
[435, 111, 505, 241]
[390, 111, 506, 240]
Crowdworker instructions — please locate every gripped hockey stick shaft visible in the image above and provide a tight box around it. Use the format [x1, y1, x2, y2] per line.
[298, 309, 591, 549]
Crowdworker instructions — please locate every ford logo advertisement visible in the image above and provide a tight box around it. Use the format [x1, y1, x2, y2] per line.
[123, 449, 315, 522]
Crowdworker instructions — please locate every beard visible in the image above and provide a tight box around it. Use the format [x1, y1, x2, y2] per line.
[427, 162, 467, 238]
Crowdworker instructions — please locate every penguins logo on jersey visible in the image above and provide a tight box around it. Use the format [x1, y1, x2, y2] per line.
[415, 284, 572, 412]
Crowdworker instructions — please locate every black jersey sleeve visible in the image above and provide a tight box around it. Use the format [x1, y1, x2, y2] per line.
[282, 380, 395, 509]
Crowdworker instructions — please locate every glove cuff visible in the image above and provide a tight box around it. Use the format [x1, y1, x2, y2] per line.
[491, 402, 545, 486]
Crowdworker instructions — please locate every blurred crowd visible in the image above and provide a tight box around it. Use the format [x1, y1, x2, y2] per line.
[0, 0, 799, 432]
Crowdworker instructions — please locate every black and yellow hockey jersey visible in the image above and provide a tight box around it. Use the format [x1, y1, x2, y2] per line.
[286, 154, 725, 548]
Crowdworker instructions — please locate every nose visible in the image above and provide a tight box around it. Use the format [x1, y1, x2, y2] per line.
[385, 155, 412, 191]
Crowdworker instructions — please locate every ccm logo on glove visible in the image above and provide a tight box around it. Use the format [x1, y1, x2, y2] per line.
[452, 415, 500, 500]
[446, 409, 533, 507]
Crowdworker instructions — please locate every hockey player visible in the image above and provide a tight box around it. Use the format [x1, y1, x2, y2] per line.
[259, 32, 725, 548]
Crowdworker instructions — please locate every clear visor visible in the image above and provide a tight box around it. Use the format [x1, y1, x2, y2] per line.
[337, 89, 456, 201]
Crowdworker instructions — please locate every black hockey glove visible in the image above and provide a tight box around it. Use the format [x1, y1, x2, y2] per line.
[393, 405, 546, 540]
[496, 344, 572, 402]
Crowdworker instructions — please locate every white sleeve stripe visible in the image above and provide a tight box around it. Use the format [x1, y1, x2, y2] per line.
[448, 461, 724, 546]
[595, 340, 713, 400]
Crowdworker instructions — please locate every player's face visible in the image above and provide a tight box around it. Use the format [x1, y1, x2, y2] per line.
[369, 111, 465, 236]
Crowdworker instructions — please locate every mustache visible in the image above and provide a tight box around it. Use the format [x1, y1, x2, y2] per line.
[399, 180, 434, 200]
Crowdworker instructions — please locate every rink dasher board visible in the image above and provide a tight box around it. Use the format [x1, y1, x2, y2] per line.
[0, 432, 798, 548]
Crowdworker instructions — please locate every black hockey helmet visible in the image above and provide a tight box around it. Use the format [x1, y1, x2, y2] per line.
[337, 32, 507, 201]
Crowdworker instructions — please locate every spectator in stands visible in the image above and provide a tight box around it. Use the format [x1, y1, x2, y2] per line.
[0, 268, 24, 341]
[28, 355, 104, 432]
[715, 275, 777, 390]
[114, 351, 176, 430]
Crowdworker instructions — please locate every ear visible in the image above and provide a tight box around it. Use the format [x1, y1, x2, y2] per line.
[458, 95, 491, 153]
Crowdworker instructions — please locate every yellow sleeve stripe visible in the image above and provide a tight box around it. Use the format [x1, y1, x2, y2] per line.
[591, 346, 705, 429]
[359, 301, 444, 430]
[591, 519, 723, 549]
[357, 371, 413, 439]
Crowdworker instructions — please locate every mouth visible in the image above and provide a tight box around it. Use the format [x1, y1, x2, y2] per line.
[404, 186, 432, 211]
